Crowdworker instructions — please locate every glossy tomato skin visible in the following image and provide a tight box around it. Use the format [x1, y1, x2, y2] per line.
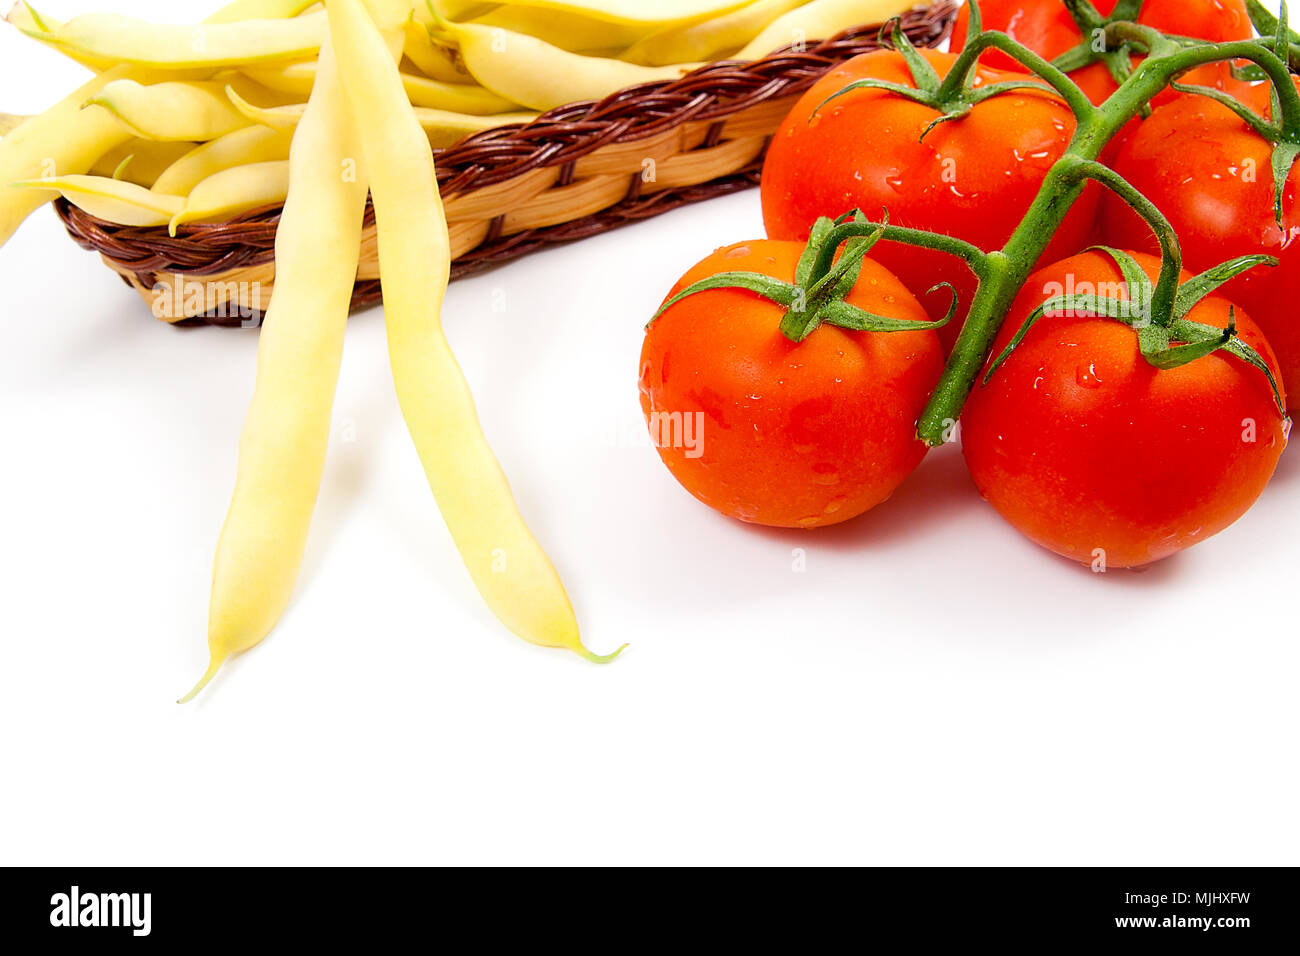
[1100, 84, 1300, 410]
[951, 0, 1249, 98]
[761, 49, 1098, 352]
[952, 0, 1250, 158]
[962, 251, 1287, 568]
[640, 240, 944, 529]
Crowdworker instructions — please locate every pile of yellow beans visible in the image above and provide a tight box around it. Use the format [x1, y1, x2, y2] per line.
[0, 0, 914, 698]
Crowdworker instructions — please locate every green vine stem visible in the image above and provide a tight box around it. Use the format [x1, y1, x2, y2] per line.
[902, 1, 1299, 446]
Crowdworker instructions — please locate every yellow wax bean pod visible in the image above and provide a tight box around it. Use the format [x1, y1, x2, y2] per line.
[226, 90, 535, 145]
[436, 0, 752, 29]
[86, 79, 261, 142]
[5, 2, 120, 72]
[205, 0, 322, 24]
[467, 7, 651, 54]
[0, 114, 31, 138]
[226, 88, 302, 131]
[11, 175, 182, 227]
[418, 0, 493, 23]
[168, 160, 290, 234]
[28, 8, 328, 70]
[244, 61, 520, 114]
[625, 0, 808, 66]
[735, 0, 911, 59]
[403, 19, 472, 83]
[0, 74, 132, 246]
[415, 106, 538, 147]
[180, 31, 369, 703]
[6, 4, 217, 77]
[328, 0, 622, 663]
[153, 126, 291, 195]
[89, 140, 199, 187]
[0, 0, 319, 246]
[432, 17, 701, 111]
[401, 72, 521, 113]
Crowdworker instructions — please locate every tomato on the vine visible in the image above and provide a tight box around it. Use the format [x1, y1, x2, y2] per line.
[1100, 82, 1300, 410]
[639, 239, 944, 529]
[962, 250, 1287, 569]
[761, 48, 1097, 351]
[951, 0, 1251, 104]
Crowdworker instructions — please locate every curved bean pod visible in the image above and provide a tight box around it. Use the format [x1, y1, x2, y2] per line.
[443, 0, 752, 28]
[204, 0, 322, 24]
[180, 29, 369, 703]
[0, 0, 314, 246]
[153, 125, 292, 195]
[466, 7, 652, 54]
[227, 89, 536, 147]
[87, 79, 264, 142]
[403, 19, 473, 84]
[89, 139, 199, 186]
[625, 0, 807, 66]
[735, 0, 911, 59]
[0, 71, 132, 245]
[0, 113, 32, 137]
[433, 16, 699, 110]
[168, 160, 290, 233]
[243, 61, 521, 114]
[329, 0, 623, 662]
[11, 174, 182, 226]
[26, 8, 327, 69]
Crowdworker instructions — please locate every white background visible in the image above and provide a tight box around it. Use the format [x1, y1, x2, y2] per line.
[1, 1, 1296, 866]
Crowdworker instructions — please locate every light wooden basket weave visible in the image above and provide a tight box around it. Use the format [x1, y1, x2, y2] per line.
[56, 1, 958, 326]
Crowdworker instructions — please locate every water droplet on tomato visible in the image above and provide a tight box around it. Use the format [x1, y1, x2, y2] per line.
[726, 245, 751, 258]
[823, 496, 848, 516]
[812, 463, 840, 486]
[797, 516, 822, 529]
[1075, 363, 1103, 389]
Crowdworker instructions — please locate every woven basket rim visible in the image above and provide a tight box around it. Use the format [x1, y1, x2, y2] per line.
[56, 0, 958, 320]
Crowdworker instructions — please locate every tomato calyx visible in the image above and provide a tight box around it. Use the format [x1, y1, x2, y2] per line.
[985, 246, 1285, 412]
[813, 9, 1070, 141]
[1051, 0, 1145, 95]
[649, 211, 954, 344]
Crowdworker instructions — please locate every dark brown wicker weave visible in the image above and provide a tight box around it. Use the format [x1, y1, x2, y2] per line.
[56, 1, 958, 326]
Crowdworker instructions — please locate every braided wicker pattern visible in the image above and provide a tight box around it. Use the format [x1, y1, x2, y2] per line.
[56, 1, 958, 326]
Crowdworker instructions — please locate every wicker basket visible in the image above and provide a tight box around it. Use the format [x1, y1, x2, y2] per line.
[56, 1, 958, 326]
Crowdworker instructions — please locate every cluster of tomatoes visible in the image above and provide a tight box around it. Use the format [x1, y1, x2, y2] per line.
[639, 0, 1294, 570]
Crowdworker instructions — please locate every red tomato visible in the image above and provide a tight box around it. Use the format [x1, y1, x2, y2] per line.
[640, 240, 944, 529]
[761, 48, 1098, 352]
[951, 0, 1250, 100]
[951, 0, 1251, 156]
[1099, 83, 1300, 409]
[962, 250, 1287, 568]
